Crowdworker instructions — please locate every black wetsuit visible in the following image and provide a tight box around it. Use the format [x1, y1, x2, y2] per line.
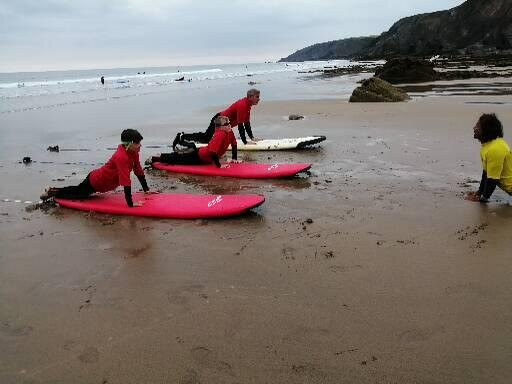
[179, 113, 220, 144]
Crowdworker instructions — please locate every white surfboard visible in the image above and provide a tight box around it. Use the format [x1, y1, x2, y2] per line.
[195, 136, 326, 151]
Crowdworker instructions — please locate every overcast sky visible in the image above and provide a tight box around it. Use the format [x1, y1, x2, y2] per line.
[0, 0, 466, 72]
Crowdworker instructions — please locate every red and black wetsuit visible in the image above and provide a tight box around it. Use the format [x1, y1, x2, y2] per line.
[54, 144, 148, 206]
[180, 97, 253, 144]
[159, 128, 237, 167]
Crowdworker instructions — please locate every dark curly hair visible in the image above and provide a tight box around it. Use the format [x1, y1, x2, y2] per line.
[478, 113, 503, 143]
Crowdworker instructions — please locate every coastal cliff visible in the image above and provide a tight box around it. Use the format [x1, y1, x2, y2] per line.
[279, 37, 376, 62]
[280, 0, 512, 61]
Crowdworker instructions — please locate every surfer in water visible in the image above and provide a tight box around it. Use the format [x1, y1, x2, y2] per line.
[466, 113, 512, 203]
[172, 88, 261, 149]
[152, 115, 239, 168]
[40, 129, 153, 207]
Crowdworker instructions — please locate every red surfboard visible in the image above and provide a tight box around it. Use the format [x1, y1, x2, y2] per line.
[153, 162, 311, 179]
[55, 192, 265, 219]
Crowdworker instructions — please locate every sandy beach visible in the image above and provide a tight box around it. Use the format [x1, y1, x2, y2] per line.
[1, 86, 512, 383]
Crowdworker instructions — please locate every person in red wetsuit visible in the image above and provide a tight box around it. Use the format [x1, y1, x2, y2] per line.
[153, 115, 239, 167]
[173, 88, 261, 148]
[40, 129, 152, 207]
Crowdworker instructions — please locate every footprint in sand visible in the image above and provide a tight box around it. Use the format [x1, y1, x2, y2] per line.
[78, 346, 99, 363]
[281, 246, 296, 261]
[63, 339, 79, 351]
[190, 346, 233, 375]
[291, 363, 328, 380]
[445, 282, 487, 297]
[0, 321, 33, 337]
[399, 326, 445, 343]
[179, 369, 200, 384]
[329, 265, 363, 273]
[167, 284, 206, 311]
[124, 243, 151, 259]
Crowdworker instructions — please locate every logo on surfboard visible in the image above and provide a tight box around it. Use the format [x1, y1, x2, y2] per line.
[207, 195, 223, 207]
[267, 163, 279, 171]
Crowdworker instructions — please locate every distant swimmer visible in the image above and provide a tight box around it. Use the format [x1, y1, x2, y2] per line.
[466, 113, 512, 203]
[172, 88, 261, 149]
[100, 76, 104, 85]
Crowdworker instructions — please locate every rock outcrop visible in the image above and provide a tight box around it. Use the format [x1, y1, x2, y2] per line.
[374, 59, 437, 84]
[280, 0, 512, 61]
[349, 77, 410, 102]
[375, 57, 512, 84]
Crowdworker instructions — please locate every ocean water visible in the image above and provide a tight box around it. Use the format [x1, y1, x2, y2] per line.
[0, 61, 376, 114]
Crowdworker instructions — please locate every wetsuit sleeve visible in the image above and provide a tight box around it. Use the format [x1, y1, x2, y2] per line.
[137, 175, 149, 192]
[124, 186, 134, 207]
[133, 154, 144, 177]
[477, 170, 487, 196]
[481, 178, 498, 201]
[244, 122, 254, 140]
[230, 131, 237, 160]
[238, 124, 247, 144]
[477, 170, 498, 201]
[211, 154, 221, 168]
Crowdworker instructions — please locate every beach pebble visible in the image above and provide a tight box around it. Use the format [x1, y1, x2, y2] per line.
[288, 114, 304, 120]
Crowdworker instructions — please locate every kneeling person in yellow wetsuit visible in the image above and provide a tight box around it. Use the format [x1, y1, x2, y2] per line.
[467, 113, 512, 202]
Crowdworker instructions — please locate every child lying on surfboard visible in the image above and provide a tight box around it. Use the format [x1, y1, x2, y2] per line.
[40, 129, 153, 207]
[151, 115, 241, 168]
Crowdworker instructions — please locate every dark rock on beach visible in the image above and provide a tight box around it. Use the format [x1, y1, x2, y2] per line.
[288, 114, 304, 120]
[47, 145, 60, 152]
[375, 57, 512, 84]
[349, 77, 410, 102]
[375, 58, 437, 84]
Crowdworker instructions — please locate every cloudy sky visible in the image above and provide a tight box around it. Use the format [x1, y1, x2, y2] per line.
[1, 0, 466, 72]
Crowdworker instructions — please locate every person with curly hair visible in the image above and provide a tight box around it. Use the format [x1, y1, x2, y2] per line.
[466, 113, 512, 203]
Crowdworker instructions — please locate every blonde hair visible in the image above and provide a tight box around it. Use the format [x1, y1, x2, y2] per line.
[214, 115, 230, 127]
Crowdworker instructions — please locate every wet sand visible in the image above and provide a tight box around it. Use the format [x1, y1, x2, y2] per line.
[1, 95, 512, 383]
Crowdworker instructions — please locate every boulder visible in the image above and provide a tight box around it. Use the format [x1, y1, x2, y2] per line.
[349, 77, 410, 102]
[375, 58, 437, 84]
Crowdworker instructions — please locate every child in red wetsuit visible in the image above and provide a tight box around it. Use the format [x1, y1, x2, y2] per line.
[41, 129, 151, 207]
[152, 115, 239, 167]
